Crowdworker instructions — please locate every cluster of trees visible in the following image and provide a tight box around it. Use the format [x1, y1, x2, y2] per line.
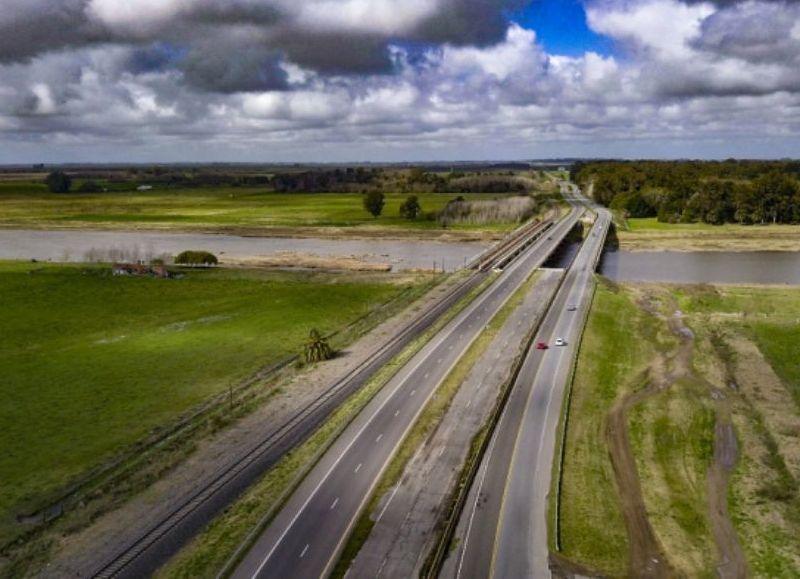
[362, 192, 425, 220]
[405, 168, 530, 194]
[41, 166, 543, 197]
[272, 168, 377, 192]
[573, 160, 800, 224]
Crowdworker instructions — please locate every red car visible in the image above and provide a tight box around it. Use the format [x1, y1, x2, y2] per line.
[535, 341, 549, 350]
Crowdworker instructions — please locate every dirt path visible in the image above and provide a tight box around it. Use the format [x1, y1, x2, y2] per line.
[605, 299, 747, 578]
[707, 415, 747, 579]
[607, 374, 676, 578]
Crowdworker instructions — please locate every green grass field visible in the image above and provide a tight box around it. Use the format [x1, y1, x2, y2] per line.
[0, 261, 412, 539]
[0, 184, 519, 233]
[557, 281, 653, 575]
[626, 218, 727, 232]
[675, 284, 800, 409]
[560, 281, 800, 576]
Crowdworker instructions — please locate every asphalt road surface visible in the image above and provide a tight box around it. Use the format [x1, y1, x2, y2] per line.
[231, 206, 583, 579]
[447, 195, 611, 579]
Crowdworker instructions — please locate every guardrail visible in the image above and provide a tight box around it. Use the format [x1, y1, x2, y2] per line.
[551, 211, 609, 554]
[421, 268, 570, 579]
[90, 209, 584, 578]
[469, 217, 553, 272]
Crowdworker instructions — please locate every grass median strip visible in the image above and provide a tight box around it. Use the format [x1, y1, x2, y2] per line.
[154, 273, 498, 578]
[331, 270, 543, 578]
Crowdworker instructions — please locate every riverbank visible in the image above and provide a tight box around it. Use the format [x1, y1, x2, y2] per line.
[617, 218, 800, 252]
[0, 229, 490, 273]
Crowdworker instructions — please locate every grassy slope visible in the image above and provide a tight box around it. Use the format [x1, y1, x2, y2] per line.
[750, 324, 800, 409]
[557, 281, 652, 575]
[0, 185, 519, 233]
[0, 262, 407, 535]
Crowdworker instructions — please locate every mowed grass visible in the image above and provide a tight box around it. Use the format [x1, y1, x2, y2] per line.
[557, 281, 655, 575]
[0, 184, 516, 232]
[0, 261, 408, 536]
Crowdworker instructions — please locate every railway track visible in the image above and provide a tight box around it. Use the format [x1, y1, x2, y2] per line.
[89, 217, 554, 578]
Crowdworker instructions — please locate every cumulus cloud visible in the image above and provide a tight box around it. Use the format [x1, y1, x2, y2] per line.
[0, 0, 800, 161]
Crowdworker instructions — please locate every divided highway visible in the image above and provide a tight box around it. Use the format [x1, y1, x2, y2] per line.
[446, 188, 611, 579]
[87, 220, 554, 577]
[231, 205, 584, 579]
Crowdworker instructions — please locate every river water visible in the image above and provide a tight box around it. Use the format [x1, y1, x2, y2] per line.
[0, 229, 489, 272]
[600, 250, 800, 285]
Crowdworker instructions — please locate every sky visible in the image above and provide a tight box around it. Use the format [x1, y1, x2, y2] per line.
[1, 0, 800, 163]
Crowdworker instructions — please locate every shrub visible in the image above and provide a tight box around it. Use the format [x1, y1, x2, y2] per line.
[45, 170, 72, 193]
[175, 250, 218, 266]
[304, 329, 335, 363]
[437, 195, 536, 227]
[78, 181, 102, 193]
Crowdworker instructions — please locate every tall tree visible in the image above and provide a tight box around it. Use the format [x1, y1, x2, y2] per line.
[363, 190, 385, 218]
[399, 195, 422, 219]
[45, 170, 72, 193]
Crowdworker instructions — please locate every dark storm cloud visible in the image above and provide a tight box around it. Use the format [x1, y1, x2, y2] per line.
[0, 0, 528, 91]
[180, 43, 289, 92]
[0, 0, 108, 63]
[412, 0, 529, 46]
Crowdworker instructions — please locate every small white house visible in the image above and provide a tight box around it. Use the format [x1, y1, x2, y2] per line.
[137, 185, 153, 191]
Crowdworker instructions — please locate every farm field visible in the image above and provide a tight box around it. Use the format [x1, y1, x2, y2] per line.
[556, 280, 800, 577]
[0, 184, 528, 237]
[0, 261, 417, 545]
[617, 217, 800, 252]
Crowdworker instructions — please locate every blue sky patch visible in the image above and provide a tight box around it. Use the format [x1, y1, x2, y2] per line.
[509, 0, 613, 56]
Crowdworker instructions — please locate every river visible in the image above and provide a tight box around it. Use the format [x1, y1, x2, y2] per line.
[600, 250, 800, 285]
[0, 229, 489, 272]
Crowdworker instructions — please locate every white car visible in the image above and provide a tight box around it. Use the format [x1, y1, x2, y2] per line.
[554, 337, 567, 346]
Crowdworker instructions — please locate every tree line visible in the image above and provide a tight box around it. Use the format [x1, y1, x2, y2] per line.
[572, 160, 800, 225]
